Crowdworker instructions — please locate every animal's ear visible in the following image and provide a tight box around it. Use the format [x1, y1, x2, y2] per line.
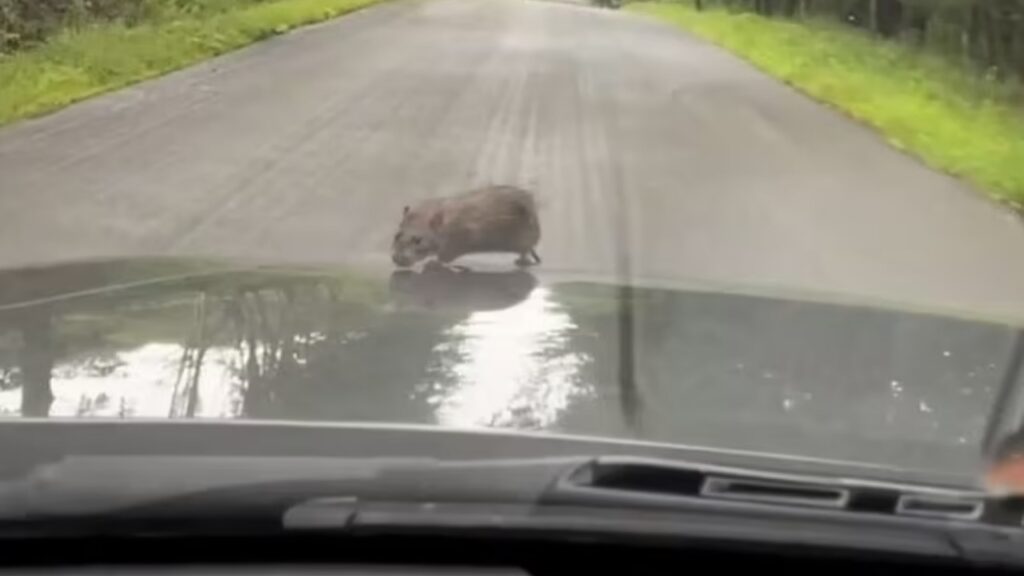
[430, 211, 444, 231]
[403, 205, 410, 216]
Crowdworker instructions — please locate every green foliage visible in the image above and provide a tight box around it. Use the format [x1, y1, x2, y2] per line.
[0, 0, 385, 126]
[630, 2, 1024, 208]
[693, 0, 1024, 79]
[0, 0, 272, 52]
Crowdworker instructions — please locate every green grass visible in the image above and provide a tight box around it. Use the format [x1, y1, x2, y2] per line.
[628, 2, 1024, 209]
[0, 0, 386, 127]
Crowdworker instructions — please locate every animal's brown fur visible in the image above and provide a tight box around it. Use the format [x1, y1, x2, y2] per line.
[391, 185, 541, 268]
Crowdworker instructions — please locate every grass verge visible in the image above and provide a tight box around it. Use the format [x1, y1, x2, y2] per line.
[628, 2, 1024, 209]
[0, 0, 386, 127]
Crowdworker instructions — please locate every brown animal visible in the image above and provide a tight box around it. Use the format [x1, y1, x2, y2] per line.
[391, 185, 541, 268]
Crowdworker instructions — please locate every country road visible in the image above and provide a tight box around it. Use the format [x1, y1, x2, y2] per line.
[1, 0, 1023, 321]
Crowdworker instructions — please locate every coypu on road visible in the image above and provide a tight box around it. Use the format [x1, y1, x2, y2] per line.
[391, 185, 541, 268]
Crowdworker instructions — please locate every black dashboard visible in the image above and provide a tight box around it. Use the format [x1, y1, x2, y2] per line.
[0, 533, 1014, 576]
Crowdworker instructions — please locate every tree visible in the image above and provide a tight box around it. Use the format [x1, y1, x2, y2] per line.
[697, 0, 1024, 81]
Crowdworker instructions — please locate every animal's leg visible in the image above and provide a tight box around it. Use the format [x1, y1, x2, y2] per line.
[515, 252, 535, 268]
[530, 249, 542, 264]
[437, 245, 462, 266]
[424, 260, 447, 273]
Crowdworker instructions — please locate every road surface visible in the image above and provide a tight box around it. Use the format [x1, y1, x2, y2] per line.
[1, 0, 1023, 321]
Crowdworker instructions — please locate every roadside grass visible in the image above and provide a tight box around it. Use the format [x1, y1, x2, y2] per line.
[628, 2, 1024, 209]
[0, 0, 385, 127]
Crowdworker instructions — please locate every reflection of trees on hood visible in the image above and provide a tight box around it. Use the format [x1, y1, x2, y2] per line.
[161, 278, 453, 423]
[0, 307, 60, 417]
[168, 292, 216, 419]
[14, 306, 56, 417]
[0, 262, 136, 417]
[0, 267, 454, 422]
[222, 287, 297, 420]
[163, 283, 322, 420]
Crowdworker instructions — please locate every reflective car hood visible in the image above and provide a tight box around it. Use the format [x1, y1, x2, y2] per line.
[0, 258, 1021, 484]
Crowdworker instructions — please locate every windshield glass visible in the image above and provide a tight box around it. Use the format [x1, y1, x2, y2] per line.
[1, 0, 1024, 494]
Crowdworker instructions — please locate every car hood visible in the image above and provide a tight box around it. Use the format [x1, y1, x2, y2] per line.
[0, 257, 1022, 487]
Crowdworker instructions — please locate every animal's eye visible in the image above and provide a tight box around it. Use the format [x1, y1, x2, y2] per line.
[411, 236, 422, 245]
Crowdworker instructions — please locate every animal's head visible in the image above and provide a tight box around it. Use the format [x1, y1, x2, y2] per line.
[391, 205, 444, 267]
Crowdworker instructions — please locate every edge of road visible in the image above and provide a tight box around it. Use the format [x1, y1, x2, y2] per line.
[624, 1, 1024, 215]
[0, 0, 397, 129]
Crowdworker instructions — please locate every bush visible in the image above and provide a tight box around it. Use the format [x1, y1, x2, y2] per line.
[0, 0, 383, 125]
[0, 0, 267, 52]
[694, 0, 1024, 81]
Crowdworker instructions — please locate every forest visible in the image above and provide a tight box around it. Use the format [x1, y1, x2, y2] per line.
[6, 0, 1024, 79]
[695, 0, 1024, 80]
[0, 0, 267, 52]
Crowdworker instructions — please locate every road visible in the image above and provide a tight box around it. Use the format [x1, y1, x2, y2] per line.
[1, 0, 1023, 321]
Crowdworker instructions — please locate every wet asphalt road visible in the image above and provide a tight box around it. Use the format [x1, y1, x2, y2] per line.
[1, 0, 1023, 321]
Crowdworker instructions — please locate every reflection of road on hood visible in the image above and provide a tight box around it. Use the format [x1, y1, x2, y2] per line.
[420, 286, 593, 430]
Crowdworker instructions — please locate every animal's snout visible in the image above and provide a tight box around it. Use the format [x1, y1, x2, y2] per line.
[392, 253, 413, 268]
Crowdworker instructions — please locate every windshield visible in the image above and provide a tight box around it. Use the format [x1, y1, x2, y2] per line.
[1, 0, 1024, 498]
